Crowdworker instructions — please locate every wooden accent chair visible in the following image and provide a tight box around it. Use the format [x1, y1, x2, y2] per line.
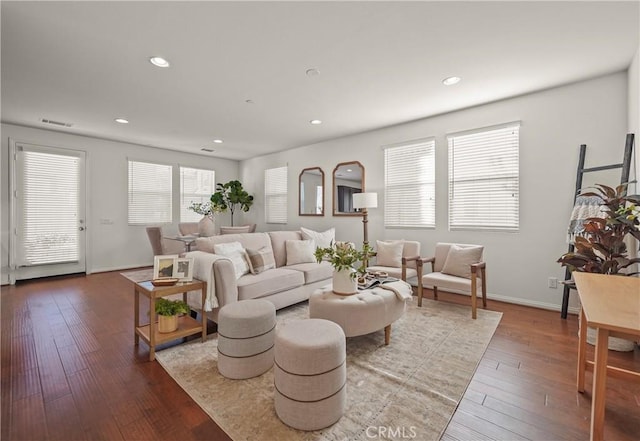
[418, 243, 487, 319]
[366, 240, 422, 284]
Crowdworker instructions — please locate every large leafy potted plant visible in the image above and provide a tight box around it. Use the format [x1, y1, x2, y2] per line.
[315, 241, 373, 295]
[155, 298, 190, 333]
[558, 183, 640, 351]
[210, 180, 254, 226]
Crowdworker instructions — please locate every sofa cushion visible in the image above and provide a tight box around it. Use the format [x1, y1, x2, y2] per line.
[267, 231, 303, 267]
[286, 261, 333, 284]
[245, 246, 276, 274]
[376, 240, 404, 267]
[213, 241, 250, 279]
[285, 239, 316, 265]
[196, 233, 272, 255]
[237, 268, 305, 301]
[300, 227, 335, 249]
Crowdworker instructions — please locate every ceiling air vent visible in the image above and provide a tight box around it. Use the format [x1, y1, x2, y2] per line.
[201, 148, 215, 152]
[40, 118, 73, 128]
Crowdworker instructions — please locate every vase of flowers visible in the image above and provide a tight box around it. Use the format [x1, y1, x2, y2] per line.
[188, 201, 217, 237]
[315, 241, 373, 295]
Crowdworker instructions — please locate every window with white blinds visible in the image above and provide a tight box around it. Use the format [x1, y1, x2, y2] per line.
[128, 160, 173, 225]
[384, 138, 436, 228]
[265, 166, 288, 224]
[180, 167, 215, 222]
[19, 150, 80, 265]
[447, 123, 520, 231]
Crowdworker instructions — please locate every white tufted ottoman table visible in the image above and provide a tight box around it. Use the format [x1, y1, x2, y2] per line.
[217, 299, 276, 379]
[309, 282, 410, 345]
[274, 319, 346, 431]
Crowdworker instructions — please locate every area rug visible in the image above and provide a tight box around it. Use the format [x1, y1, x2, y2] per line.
[155, 299, 502, 441]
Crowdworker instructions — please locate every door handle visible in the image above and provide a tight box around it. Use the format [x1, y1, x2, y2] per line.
[79, 227, 85, 231]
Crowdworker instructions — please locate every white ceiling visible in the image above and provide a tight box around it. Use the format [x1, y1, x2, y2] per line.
[2, 1, 638, 161]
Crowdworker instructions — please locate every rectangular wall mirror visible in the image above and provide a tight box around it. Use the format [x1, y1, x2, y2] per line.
[299, 167, 324, 216]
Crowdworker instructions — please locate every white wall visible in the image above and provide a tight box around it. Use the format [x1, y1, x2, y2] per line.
[1, 124, 239, 284]
[629, 47, 639, 191]
[240, 72, 629, 312]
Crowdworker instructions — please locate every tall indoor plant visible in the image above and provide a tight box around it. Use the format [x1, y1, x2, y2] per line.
[558, 183, 639, 351]
[210, 180, 254, 226]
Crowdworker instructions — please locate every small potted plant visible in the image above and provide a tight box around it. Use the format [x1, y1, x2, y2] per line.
[315, 241, 373, 295]
[155, 298, 190, 333]
[188, 201, 218, 237]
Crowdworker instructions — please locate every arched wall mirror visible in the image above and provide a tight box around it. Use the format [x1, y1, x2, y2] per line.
[299, 167, 325, 216]
[332, 161, 365, 216]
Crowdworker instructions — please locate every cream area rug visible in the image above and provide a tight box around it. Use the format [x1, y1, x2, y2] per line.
[155, 299, 502, 441]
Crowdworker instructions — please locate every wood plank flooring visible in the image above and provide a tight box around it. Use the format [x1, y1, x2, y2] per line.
[2, 271, 639, 440]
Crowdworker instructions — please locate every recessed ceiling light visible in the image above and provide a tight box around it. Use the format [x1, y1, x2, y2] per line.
[346, 169, 353, 172]
[442, 76, 461, 86]
[213, 139, 223, 144]
[149, 56, 170, 68]
[114, 118, 129, 124]
[310, 119, 322, 125]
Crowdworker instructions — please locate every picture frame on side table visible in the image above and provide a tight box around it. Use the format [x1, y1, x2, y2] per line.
[153, 254, 179, 279]
[174, 257, 194, 282]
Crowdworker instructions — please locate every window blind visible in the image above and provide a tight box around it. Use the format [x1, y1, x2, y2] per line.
[180, 167, 215, 222]
[384, 139, 435, 228]
[265, 166, 288, 224]
[447, 123, 520, 231]
[20, 151, 80, 265]
[128, 160, 172, 225]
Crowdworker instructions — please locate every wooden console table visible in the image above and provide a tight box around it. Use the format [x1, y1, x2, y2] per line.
[134, 279, 207, 361]
[573, 272, 640, 441]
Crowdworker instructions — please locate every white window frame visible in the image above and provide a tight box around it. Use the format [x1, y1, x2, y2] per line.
[128, 160, 173, 225]
[447, 122, 520, 231]
[265, 166, 288, 224]
[179, 166, 215, 222]
[383, 137, 436, 228]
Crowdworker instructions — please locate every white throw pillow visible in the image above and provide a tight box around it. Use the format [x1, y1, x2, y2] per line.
[441, 244, 483, 279]
[300, 227, 335, 249]
[375, 240, 404, 268]
[285, 239, 316, 266]
[213, 241, 250, 279]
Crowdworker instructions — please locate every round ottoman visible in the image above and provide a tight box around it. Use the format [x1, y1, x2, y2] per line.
[274, 319, 346, 431]
[217, 299, 276, 379]
[309, 285, 407, 345]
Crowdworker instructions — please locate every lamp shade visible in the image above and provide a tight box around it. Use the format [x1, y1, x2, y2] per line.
[353, 192, 378, 209]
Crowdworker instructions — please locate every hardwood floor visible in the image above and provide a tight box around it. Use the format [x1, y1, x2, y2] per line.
[2, 271, 639, 440]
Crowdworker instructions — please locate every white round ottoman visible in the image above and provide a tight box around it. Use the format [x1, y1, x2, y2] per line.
[274, 319, 346, 431]
[309, 285, 407, 345]
[217, 299, 276, 379]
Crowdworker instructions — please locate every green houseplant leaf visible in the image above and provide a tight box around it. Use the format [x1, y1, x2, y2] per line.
[155, 298, 190, 316]
[210, 180, 254, 226]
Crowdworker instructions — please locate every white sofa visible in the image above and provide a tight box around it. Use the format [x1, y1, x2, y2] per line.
[185, 231, 332, 321]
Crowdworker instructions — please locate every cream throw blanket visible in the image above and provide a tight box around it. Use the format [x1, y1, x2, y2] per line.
[567, 195, 605, 244]
[185, 251, 231, 311]
[375, 280, 413, 301]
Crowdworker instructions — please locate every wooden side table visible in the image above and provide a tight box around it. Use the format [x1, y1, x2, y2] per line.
[134, 279, 207, 361]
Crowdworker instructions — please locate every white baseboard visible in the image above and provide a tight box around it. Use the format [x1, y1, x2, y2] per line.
[90, 263, 152, 274]
[422, 287, 579, 316]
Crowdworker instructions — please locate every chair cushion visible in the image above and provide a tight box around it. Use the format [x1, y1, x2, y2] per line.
[441, 244, 483, 279]
[213, 241, 250, 279]
[300, 227, 335, 249]
[422, 271, 479, 293]
[245, 246, 276, 274]
[376, 240, 403, 267]
[285, 240, 316, 265]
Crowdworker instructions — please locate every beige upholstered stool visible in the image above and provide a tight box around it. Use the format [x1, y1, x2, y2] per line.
[274, 319, 346, 431]
[217, 299, 276, 379]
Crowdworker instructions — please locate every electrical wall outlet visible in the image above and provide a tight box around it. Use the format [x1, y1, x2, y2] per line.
[548, 277, 558, 289]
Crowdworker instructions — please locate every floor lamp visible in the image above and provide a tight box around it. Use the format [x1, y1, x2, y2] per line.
[352, 192, 378, 267]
